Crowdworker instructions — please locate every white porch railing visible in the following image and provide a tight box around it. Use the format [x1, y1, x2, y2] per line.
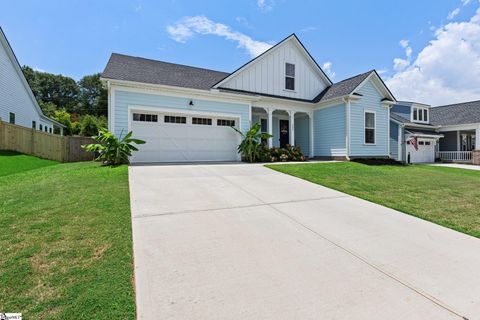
[436, 151, 473, 162]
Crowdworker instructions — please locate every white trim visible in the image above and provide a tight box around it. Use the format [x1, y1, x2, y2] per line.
[437, 123, 480, 131]
[344, 98, 351, 157]
[111, 88, 116, 134]
[364, 109, 376, 145]
[411, 106, 429, 124]
[128, 105, 242, 122]
[387, 106, 390, 157]
[398, 124, 402, 161]
[309, 111, 314, 158]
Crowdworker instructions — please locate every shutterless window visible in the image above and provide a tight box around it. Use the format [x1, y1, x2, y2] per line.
[9, 112, 15, 124]
[423, 109, 428, 122]
[285, 63, 295, 90]
[217, 119, 235, 127]
[39, 124, 43, 130]
[413, 108, 418, 121]
[133, 113, 158, 122]
[32, 121, 36, 129]
[364, 112, 375, 144]
[192, 117, 212, 125]
[45, 126, 48, 132]
[164, 115, 186, 124]
[49, 127, 52, 133]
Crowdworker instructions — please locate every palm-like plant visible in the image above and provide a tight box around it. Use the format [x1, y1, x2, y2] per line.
[232, 123, 272, 163]
[82, 129, 146, 165]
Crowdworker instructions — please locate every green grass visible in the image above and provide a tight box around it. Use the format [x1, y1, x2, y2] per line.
[0, 153, 135, 319]
[267, 162, 480, 238]
[0, 150, 58, 177]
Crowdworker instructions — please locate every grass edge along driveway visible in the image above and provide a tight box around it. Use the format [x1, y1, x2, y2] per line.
[267, 162, 480, 238]
[0, 151, 135, 319]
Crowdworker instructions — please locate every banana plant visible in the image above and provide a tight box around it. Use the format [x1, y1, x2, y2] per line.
[232, 123, 272, 163]
[82, 129, 145, 165]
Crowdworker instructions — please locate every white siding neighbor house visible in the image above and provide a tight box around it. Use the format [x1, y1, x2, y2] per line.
[0, 27, 64, 134]
[102, 34, 396, 163]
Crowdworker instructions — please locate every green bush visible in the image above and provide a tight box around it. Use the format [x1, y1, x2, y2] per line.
[232, 123, 272, 163]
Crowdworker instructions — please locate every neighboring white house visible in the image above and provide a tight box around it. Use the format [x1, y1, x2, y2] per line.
[102, 34, 396, 163]
[0, 27, 64, 134]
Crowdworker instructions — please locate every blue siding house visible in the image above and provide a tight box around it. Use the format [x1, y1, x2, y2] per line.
[102, 33, 397, 163]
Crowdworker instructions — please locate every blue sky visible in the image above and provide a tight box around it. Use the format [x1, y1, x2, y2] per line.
[1, 0, 480, 105]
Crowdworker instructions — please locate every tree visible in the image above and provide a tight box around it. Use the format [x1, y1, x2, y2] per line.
[78, 73, 108, 116]
[51, 109, 73, 135]
[80, 114, 104, 137]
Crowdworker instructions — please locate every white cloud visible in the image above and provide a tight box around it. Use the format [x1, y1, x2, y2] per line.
[461, 0, 472, 6]
[392, 39, 413, 71]
[300, 26, 318, 33]
[322, 61, 336, 79]
[399, 39, 409, 48]
[257, 0, 275, 11]
[33, 67, 46, 73]
[166, 16, 272, 57]
[447, 8, 461, 20]
[386, 8, 480, 105]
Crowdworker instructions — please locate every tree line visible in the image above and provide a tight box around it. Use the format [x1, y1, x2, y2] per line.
[22, 66, 108, 136]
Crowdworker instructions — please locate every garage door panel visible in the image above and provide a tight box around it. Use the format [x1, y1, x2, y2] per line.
[406, 139, 435, 163]
[130, 113, 240, 163]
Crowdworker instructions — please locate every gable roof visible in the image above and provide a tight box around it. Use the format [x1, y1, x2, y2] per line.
[102, 53, 230, 90]
[430, 100, 480, 126]
[0, 27, 65, 127]
[313, 70, 372, 103]
[212, 33, 333, 89]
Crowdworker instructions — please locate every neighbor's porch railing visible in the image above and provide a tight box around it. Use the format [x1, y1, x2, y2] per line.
[436, 151, 473, 162]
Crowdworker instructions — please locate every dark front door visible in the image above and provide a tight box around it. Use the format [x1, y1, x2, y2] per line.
[279, 120, 289, 148]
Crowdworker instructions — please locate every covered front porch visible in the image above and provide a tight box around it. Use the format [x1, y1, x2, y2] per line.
[251, 106, 313, 158]
[437, 126, 480, 163]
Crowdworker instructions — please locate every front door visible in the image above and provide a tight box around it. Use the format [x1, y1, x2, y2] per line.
[279, 119, 289, 148]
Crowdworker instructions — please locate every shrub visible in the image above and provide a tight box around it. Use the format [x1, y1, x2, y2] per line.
[82, 129, 146, 165]
[232, 123, 272, 163]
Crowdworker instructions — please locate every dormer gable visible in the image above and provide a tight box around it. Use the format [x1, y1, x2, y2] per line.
[392, 101, 431, 124]
[213, 34, 332, 101]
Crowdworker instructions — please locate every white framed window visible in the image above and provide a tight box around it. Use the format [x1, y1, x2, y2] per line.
[285, 63, 295, 90]
[133, 113, 158, 122]
[364, 111, 376, 144]
[217, 119, 235, 127]
[192, 117, 212, 125]
[164, 115, 186, 124]
[412, 107, 429, 123]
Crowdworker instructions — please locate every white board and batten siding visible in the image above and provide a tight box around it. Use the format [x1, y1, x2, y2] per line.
[220, 40, 329, 101]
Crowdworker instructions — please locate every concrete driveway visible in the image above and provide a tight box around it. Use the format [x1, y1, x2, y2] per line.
[129, 163, 480, 320]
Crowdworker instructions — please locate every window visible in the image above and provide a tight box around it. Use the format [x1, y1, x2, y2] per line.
[412, 107, 428, 123]
[49, 127, 52, 133]
[39, 124, 43, 131]
[44, 126, 48, 132]
[164, 115, 186, 124]
[133, 113, 158, 122]
[285, 63, 295, 90]
[9, 112, 15, 124]
[425, 141, 431, 145]
[32, 121, 36, 129]
[364, 112, 375, 144]
[260, 119, 268, 145]
[192, 117, 212, 125]
[419, 141, 425, 145]
[217, 119, 235, 127]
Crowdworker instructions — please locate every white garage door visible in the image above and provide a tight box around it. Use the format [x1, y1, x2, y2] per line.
[406, 139, 435, 163]
[130, 111, 240, 163]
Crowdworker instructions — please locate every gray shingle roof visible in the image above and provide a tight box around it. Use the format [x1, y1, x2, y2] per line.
[313, 70, 373, 103]
[391, 113, 411, 124]
[102, 53, 230, 90]
[430, 100, 480, 126]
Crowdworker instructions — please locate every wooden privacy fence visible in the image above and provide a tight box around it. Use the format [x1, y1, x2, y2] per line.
[0, 120, 95, 162]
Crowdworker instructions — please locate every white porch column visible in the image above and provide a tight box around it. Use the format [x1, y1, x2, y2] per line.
[457, 130, 461, 151]
[476, 126, 480, 150]
[288, 110, 295, 146]
[309, 112, 314, 158]
[267, 108, 274, 148]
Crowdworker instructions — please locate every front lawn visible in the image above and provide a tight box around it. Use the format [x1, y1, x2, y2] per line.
[0, 154, 135, 319]
[267, 162, 480, 238]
